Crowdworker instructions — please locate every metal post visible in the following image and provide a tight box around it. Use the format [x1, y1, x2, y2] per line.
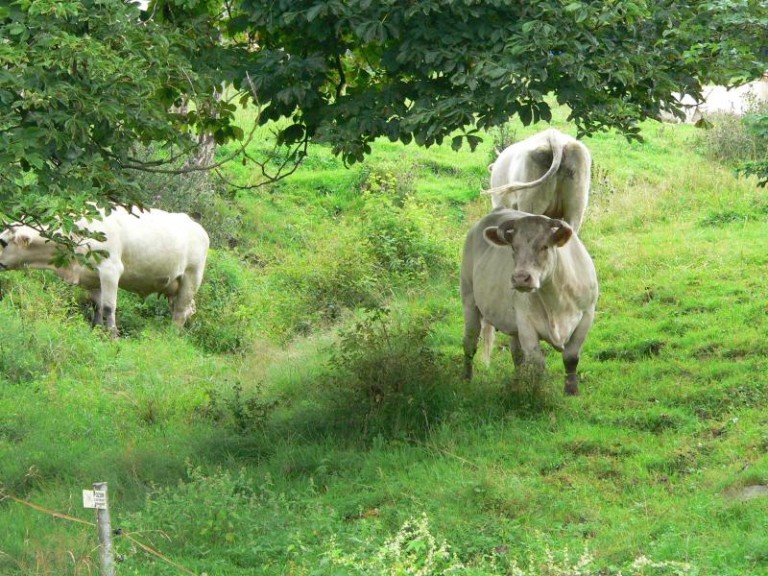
[93, 482, 115, 576]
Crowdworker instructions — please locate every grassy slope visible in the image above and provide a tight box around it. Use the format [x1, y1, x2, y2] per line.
[2, 112, 768, 575]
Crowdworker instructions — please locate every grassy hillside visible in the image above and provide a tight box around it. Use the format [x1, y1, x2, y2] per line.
[2, 107, 768, 575]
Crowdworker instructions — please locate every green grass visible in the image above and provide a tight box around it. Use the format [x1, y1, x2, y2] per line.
[2, 109, 768, 575]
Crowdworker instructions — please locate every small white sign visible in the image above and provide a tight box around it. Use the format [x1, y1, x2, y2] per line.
[82, 489, 108, 510]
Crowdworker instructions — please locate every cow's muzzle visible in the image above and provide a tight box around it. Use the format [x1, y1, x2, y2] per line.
[512, 271, 538, 292]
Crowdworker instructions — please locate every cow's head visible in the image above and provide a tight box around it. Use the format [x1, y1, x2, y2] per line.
[0, 227, 41, 270]
[483, 215, 572, 292]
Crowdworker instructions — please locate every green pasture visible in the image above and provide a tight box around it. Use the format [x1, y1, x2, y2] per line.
[1, 108, 768, 575]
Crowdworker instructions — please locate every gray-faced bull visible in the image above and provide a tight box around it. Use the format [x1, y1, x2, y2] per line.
[460, 208, 598, 395]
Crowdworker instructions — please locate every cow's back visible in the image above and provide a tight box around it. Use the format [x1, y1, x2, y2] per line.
[489, 129, 591, 232]
[88, 208, 209, 296]
[489, 130, 555, 192]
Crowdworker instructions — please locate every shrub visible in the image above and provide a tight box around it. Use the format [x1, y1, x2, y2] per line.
[360, 194, 454, 282]
[355, 159, 453, 281]
[119, 465, 337, 573]
[736, 113, 768, 186]
[489, 122, 518, 162]
[695, 109, 768, 168]
[121, 465, 259, 556]
[268, 223, 382, 339]
[358, 161, 416, 207]
[0, 275, 97, 384]
[199, 380, 277, 434]
[323, 306, 454, 441]
[323, 519, 697, 575]
[324, 514, 465, 575]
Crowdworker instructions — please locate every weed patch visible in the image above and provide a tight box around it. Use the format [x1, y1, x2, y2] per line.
[199, 380, 277, 434]
[321, 306, 456, 441]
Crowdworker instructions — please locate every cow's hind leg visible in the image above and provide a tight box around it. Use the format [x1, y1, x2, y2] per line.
[88, 288, 102, 327]
[98, 277, 120, 337]
[170, 267, 202, 327]
[463, 301, 482, 381]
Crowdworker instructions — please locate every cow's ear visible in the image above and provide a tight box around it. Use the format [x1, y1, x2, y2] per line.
[13, 230, 32, 248]
[483, 226, 509, 246]
[550, 222, 573, 247]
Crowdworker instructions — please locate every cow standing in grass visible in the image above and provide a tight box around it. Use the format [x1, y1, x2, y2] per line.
[0, 207, 210, 336]
[461, 208, 598, 395]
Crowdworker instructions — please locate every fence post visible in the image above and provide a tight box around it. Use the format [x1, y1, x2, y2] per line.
[93, 482, 115, 576]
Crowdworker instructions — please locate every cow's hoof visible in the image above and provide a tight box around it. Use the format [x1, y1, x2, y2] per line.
[564, 379, 579, 396]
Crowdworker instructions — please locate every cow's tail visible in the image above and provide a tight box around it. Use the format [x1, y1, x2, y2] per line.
[481, 318, 495, 366]
[482, 132, 564, 198]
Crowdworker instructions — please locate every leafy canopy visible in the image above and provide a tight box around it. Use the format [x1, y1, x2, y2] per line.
[1, 0, 766, 235]
[231, 0, 767, 164]
[0, 0, 242, 232]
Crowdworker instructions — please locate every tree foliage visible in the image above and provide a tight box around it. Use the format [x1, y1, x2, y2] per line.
[0, 0, 242, 231]
[231, 0, 767, 164]
[1, 0, 766, 234]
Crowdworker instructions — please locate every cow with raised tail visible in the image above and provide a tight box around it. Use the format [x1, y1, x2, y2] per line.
[485, 128, 592, 234]
[0, 207, 210, 336]
[461, 208, 598, 395]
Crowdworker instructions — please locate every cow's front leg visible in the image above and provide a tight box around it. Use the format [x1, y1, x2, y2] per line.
[509, 333, 525, 368]
[561, 309, 595, 396]
[517, 326, 546, 382]
[563, 356, 579, 396]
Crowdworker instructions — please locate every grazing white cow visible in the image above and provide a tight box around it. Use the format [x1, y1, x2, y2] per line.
[0, 207, 210, 335]
[461, 208, 598, 395]
[485, 128, 592, 233]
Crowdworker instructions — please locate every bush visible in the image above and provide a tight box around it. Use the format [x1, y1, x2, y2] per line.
[736, 113, 768, 186]
[358, 161, 416, 207]
[267, 223, 383, 339]
[695, 110, 768, 168]
[323, 518, 697, 575]
[323, 306, 454, 441]
[199, 380, 277, 434]
[489, 122, 519, 161]
[360, 194, 454, 282]
[324, 514, 464, 575]
[0, 274, 98, 384]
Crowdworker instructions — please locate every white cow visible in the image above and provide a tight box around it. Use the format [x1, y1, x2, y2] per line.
[461, 208, 598, 395]
[485, 128, 592, 233]
[0, 207, 210, 335]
